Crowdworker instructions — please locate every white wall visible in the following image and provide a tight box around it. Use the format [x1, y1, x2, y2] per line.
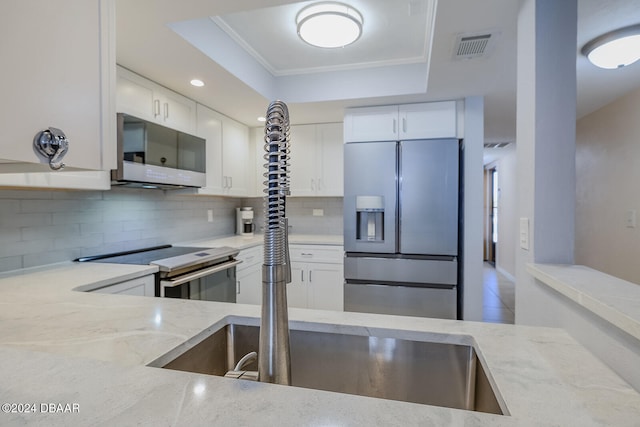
[576, 86, 640, 285]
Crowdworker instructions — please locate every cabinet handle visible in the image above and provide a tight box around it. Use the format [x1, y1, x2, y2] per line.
[236, 280, 240, 294]
[154, 99, 161, 117]
[301, 253, 313, 257]
[164, 102, 169, 120]
[402, 117, 407, 133]
[301, 270, 304, 282]
[309, 270, 312, 282]
[311, 179, 315, 191]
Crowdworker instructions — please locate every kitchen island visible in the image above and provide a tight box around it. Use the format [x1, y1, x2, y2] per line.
[0, 261, 639, 426]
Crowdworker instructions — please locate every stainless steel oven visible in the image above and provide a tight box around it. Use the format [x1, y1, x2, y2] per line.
[76, 245, 241, 303]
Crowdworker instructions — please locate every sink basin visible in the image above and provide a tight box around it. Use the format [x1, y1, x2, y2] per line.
[149, 321, 504, 415]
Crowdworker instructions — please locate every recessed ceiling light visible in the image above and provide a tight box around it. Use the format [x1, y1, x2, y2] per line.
[190, 79, 205, 87]
[582, 24, 640, 69]
[257, 116, 266, 122]
[296, 2, 363, 49]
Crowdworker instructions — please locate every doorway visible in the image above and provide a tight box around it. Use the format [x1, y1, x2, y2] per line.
[484, 166, 498, 265]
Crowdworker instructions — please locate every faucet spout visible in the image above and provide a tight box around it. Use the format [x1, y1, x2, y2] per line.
[258, 100, 292, 385]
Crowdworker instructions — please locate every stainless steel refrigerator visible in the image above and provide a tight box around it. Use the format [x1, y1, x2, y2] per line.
[343, 139, 460, 319]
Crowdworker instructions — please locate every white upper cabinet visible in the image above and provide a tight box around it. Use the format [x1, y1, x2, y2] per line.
[344, 101, 458, 142]
[317, 123, 344, 196]
[196, 104, 224, 193]
[289, 123, 343, 197]
[0, 0, 115, 172]
[343, 106, 399, 142]
[222, 119, 250, 197]
[196, 104, 251, 197]
[116, 66, 196, 134]
[289, 124, 317, 197]
[399, 101, 457, 140]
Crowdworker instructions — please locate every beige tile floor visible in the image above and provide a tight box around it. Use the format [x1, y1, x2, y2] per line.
[482, 262, 515, 324]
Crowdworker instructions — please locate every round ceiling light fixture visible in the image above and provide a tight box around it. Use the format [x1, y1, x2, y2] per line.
[581, 24, 640, 69]
[296, 2, 363, 48]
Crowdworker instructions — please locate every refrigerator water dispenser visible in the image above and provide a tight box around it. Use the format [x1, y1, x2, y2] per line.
[356, 196, 384, 242]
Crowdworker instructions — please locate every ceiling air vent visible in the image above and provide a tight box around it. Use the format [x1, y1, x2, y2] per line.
[453, 31, 499, 60]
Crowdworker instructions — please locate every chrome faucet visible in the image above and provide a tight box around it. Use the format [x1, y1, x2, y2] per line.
[258, 100, 292, 385]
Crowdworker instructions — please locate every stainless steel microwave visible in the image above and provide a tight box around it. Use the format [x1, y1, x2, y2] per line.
[112, 113, 206, 188]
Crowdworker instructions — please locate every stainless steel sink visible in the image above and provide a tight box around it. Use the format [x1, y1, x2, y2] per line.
[150, 322, 504, 415]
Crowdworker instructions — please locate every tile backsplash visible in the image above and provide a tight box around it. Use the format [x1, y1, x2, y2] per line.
[240, 197, 343, 236]
[0, 188, 239, 273]
[0, 189, 344, 273]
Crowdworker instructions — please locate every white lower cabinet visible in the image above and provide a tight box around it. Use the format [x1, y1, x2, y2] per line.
[91, 275, 155, 297]
[236, 246, 263, 305]
[287, 245, 344, 311]
[235, 243, 344, 311]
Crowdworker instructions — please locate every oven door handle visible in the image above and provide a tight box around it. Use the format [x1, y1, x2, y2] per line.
[160, 260, 243, 290]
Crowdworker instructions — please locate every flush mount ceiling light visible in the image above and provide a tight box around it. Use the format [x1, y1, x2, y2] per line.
[296, 2, 363, 48]
[190, 79, 205, 87]
[581, 24, 640, 69]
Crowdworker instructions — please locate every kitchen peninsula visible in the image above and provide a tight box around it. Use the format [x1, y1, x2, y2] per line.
[0, 260, 639, 426]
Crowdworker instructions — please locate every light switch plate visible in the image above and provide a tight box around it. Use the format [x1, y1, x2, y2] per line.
[313, 209, 324, 217]
[207, 209, 214, 223]
[520, 217, 530, 250]
[626, 210, 637, 228]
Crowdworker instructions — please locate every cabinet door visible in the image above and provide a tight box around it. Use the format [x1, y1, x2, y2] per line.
[308, 263, 344, 311]
[287, 262, 308, 308]
[289, 124, 318, 196]
[93, 275, 155, 296]
[117, 66, 196, 134]
[236, 265, 262, 305]
[158, 90, 196, 134]
[399, 101, 457, 140]
[317, 123, 344, 196]
[0, 0, 113, 170]
[196, 104, 224, 195]
[252, 127, 264, 197]
[222, 119, 249, 196]
[116, 67, 156, 121]
[344, 106, 398, 142]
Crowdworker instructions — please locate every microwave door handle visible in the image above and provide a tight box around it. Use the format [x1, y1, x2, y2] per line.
[160, 260, 242, 289]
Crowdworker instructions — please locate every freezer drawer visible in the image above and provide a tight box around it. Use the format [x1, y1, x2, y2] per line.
[344, 282, 457, 319]
[344, 256, 457, 286]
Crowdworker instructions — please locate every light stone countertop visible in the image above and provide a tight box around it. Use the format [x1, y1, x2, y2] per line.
[527, 263, 640, 342]
[0, 261, 639, 426]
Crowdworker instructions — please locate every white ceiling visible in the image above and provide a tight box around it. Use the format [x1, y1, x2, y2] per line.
[115, 0, 640, 146]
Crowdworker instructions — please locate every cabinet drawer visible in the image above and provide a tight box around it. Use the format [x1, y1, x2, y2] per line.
[290, 245, 343, 263]
[237, 246, 263, 271]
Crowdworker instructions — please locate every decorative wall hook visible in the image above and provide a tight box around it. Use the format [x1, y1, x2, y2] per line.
[34, 127, 68, 170]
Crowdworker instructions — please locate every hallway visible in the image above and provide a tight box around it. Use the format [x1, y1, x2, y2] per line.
[482, 263, 515, 324]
